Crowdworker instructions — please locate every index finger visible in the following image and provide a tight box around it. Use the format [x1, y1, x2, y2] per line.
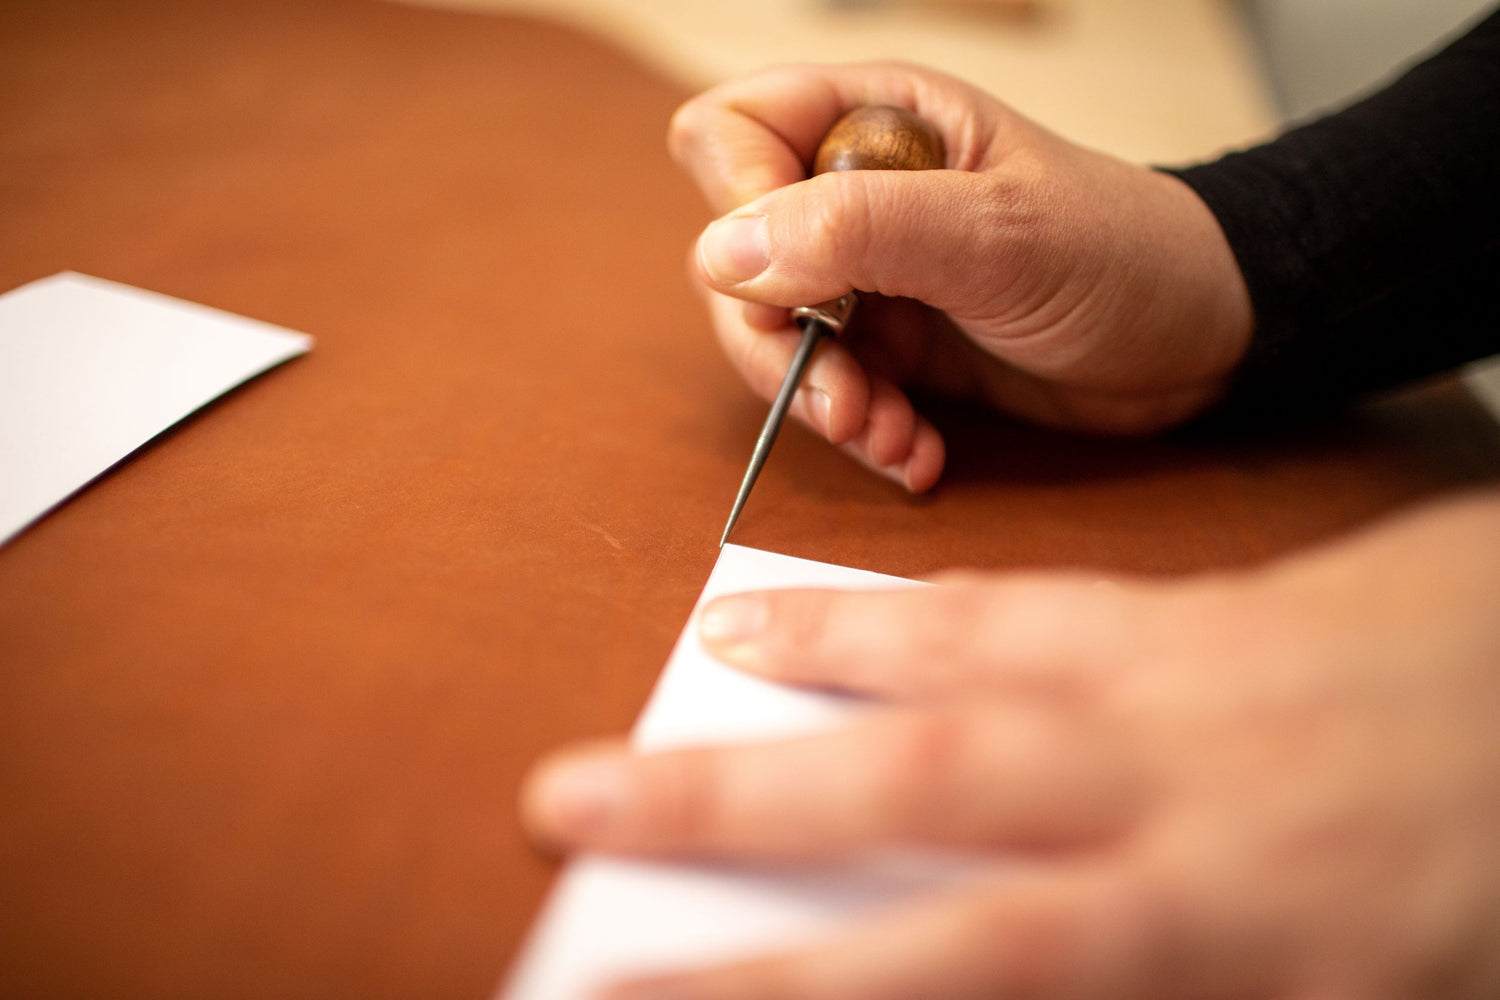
[667, 62, 998, 214]
[696, 574, 1150, 702]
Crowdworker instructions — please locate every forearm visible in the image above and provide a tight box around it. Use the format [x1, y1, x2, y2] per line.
[1166, 8, 1500, 411]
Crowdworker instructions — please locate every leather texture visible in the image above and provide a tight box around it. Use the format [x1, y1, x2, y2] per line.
[1, 1, 1498, 997]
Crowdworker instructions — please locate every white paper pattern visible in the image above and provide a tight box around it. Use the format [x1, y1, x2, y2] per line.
[0, 273, 313, 545]
[501, 545, 990, 1000]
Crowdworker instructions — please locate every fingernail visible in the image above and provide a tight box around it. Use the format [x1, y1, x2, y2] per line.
[898, 451, 921, 492]
[533, 753, 630, 838]
[865, 456, 910, 491]
[797, 387, 832, 435]
[812, 388, 832, 435]
[698, 214, 769, 284]
[699, 594, 768, 646]
[884, 447, 933, 492]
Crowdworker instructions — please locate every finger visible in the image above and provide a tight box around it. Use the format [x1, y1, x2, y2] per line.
[600, 867, 1153, 1000]
[698, 575, 1147, 701]
[521, 706, 1139, 858]
[836, 372, 945, 492]
[669, 80, 811, 214]
[693, 168, 1039, 325]
[706, 287, 870, 444]
[705, 290, 946, 489]
[742, 300, 791, 332]
[668, 62, 1003, 214]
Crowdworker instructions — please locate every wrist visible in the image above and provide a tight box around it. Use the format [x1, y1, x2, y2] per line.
[1149, 167, 1255, 390]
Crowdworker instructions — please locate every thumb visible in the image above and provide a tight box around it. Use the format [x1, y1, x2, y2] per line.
[694, 168, 1026, 318]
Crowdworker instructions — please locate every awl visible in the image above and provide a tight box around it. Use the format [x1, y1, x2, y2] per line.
[719, 105, 947, 546]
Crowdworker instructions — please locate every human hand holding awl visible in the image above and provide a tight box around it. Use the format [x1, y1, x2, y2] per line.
[718, 105, 946, 546]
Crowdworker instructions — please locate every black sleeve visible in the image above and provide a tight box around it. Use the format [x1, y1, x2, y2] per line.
[1164, 7, 1500, 414]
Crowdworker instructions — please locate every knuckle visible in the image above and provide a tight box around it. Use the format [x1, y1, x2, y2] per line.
[976, 892, 1082, 988]
[874, 713, 970, 822]
[906, 583, 989, 669]
[792, 173, 873, 288]
[762, 592, 833, 661]
[1095, 872, 1191, 987]
[948, 170, 1047, 315]
[641, 752, 725, 848]
[834, 174, 882, 289]
[666, 97, 710, 164]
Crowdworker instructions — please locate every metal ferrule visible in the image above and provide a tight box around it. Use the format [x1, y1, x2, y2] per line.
[790, 292, 859, 334]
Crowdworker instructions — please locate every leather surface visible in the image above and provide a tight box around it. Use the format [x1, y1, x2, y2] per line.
[1, 1, 1498, 997]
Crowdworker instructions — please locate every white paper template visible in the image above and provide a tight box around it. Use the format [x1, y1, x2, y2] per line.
[501, 545, 988, 1000]
[0, 272, 313, 545]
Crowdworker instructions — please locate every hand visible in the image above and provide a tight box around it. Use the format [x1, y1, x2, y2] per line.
[522, 491, 1500, 999]
[668, 63, 1254, 490]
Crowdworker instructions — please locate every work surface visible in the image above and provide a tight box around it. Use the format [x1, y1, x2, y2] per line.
[2, 1, 1499, 998]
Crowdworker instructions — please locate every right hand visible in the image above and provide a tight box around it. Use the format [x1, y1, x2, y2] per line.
[669, 63, 1255, 490]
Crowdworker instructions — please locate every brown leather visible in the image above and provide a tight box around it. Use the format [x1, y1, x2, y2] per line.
[1, 2, 1497, 997]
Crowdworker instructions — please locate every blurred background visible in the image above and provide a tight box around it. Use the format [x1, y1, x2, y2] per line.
[1242, 0, 1493, 119]
[413, 0, 1495, 153]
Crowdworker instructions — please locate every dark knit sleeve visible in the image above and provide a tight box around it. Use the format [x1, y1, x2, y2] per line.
[1164, 8, 1500, 413]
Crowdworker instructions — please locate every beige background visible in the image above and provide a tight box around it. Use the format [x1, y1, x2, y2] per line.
[409, 0, 1278, 163]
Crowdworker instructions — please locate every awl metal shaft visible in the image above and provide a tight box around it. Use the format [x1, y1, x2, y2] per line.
[719, 316, 828, 548]
[719, 293, 857, 547]
[714, 105, 946, 547]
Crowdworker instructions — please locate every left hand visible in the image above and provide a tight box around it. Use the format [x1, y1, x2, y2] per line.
[521, 491, 1500, 1000]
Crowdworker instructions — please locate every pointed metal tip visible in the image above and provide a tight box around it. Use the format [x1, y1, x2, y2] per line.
[720, 479, 751, 550]
[714, 317, 830, 553]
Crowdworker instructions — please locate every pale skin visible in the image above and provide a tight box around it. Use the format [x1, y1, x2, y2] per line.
[668, 61, 1254, 488]
[522, 63, 1500, 999]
